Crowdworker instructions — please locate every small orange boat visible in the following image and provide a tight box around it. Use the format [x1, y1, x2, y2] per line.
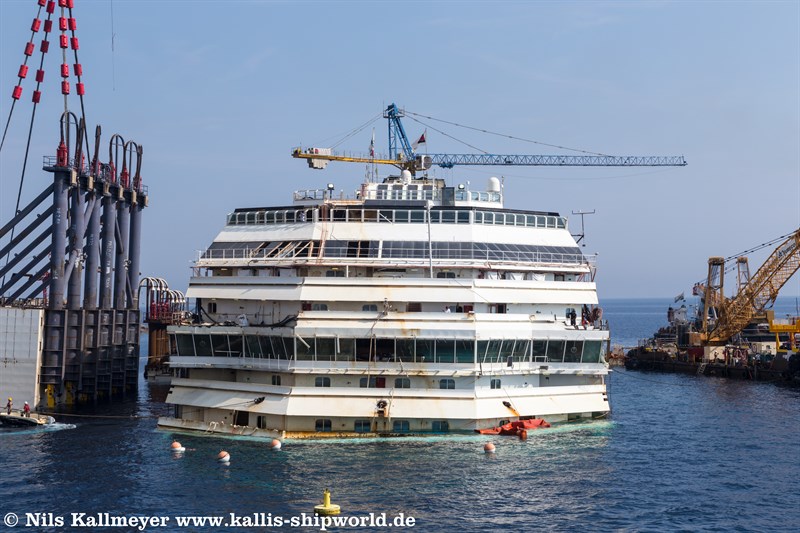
[476, 418, 550, 436]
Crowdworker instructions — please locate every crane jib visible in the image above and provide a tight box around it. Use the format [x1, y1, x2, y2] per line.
[426, 154, 687, 167]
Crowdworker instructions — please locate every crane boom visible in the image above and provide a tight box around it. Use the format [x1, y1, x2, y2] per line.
[706, 228, 800, 343]
[427, 153, 687, 168]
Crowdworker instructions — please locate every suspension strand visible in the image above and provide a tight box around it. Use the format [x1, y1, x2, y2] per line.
[66, 0, 91, 154]
[0, 0, 46, 154]
[2, 1, 57, 288]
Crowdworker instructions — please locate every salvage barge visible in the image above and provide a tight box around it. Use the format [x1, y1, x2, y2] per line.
[625, 230, 800, 384]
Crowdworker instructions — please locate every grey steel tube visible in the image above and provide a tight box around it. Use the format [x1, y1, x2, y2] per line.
[84, 192, 101, 309]
[49, 171, 70, 310]
[127, 201, 142, 309]
[113, 198, 130, 309]
[66, 186, 85, 309]
[99, 193, 115, 309]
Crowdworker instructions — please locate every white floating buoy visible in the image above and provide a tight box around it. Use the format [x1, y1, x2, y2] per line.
[484, 442, 496, 454]
[170, 441, 185, 453]
[270, 439, 282, 450]
[217, 450, 230, 463]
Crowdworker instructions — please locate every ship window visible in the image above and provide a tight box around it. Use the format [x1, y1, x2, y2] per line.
[316, 338, 335, 361]
[336, 338, 355, 361]
[513, 339, 530, 362]
[416, 339, 433, 362]
[432, 420, 449, 432]
[547, 340, 565, 362]
[393, 420, 410, 433]
[457, 211, 470, 223]
[268, 336, 288, 359]
[359, 377, 386, 388]
[489, 304, 507, 314]
[272, 375, 281, 386]
[332, 209, 347, 222]
[315, 377, 331, 387]
[362, 304, 378, 312]
[407, 302, 422, 313]
[212, 335, 231, 357]
[435, 339, 455, 363]
[564, 340, 583, 362]
[315, 419, 332, 432]
[441, 211, 456, 223]
[439, 378, 455, 390]
[175, 334, 194, 356]
[396, 339, 415, 362]
[326, 270, 345, 277]
[410, 210, 425, 223]
[436, 271, 456, 279]
[395, 378, 410, 389]
[207, 302, 217, 313]
[455, 340, 474, 363]
[296, 337, 314, 360]
[354, 420, 371, 433]
[257, 416, 267, 429]
[394, 210, 410, 223]
[532, 340, 548, 362]
[490, 379, 501, 389]
[582, 341, 602, 363]
[228, 335, 243, 357]
[311, 303, 328, 311]
[193, 334, 212, 357]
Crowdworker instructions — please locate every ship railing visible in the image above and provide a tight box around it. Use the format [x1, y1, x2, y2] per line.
[197, 247, 592, 266]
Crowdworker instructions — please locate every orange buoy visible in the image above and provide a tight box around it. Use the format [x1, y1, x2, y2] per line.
[217, 450, 230, 463]
[170, 441, 185, 452]
[484, 442, 496, 453]
[270, 439, 282, 450]
[519, 429, 528, 441]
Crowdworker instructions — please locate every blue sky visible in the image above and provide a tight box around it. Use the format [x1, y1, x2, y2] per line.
[1, 0, 798, 300]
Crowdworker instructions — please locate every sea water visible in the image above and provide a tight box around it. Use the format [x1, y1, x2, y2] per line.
[0, 298, 798, 532]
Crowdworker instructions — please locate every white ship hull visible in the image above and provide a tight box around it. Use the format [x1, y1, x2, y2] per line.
[159, 171, 612, 439]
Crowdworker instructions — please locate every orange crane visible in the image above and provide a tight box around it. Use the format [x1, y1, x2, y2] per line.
[702, 228, 800, 343]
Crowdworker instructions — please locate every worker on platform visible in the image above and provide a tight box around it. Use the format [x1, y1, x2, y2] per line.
[23, 401, 31, 418]
[5, 397, 11, 415]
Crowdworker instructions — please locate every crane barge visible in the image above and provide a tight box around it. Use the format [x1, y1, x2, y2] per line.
[625, 229, 800, 382]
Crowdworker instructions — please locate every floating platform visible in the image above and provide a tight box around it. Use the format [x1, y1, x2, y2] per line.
[624, 347, 800, 383]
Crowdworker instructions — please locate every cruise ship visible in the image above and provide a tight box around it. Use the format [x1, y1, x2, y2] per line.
[157, 165, 612, 438]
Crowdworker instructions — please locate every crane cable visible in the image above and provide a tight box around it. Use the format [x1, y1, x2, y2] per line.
[405, 109, 611, 157]
[311, 112, 383, 150]
[693, 231, 798, 287]
[1, 3, 55, 289]
[404, 114, 490, 155]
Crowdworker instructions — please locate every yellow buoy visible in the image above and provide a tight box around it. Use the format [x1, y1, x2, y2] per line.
[314, 489, 341, 516]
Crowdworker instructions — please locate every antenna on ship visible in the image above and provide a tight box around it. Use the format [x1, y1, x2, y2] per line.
[571, 210, 595, 247]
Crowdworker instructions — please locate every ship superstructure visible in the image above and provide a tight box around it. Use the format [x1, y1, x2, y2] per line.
[158, 103, 687, 438]
[158, 172, 612, 437]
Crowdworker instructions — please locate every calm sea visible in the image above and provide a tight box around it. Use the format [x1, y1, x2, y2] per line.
[1, 298, 799, 532]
